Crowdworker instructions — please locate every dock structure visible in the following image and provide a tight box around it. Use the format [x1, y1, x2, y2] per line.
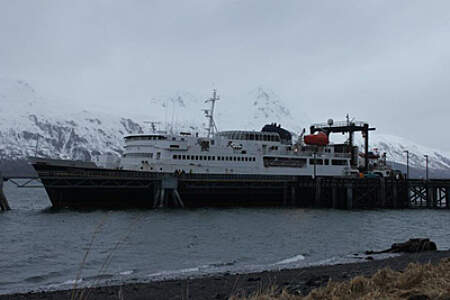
[0, 172, 11, 211]
[24, 166, 450, 209]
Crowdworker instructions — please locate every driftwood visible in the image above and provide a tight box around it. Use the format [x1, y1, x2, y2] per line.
[366, 238, 437, 255]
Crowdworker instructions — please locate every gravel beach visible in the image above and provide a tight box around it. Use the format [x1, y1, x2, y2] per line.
[1, 250, 449, 300]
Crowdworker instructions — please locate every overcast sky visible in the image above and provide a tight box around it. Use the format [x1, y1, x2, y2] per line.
[1, 0, 450, 151]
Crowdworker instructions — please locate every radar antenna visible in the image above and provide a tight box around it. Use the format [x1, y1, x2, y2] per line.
[204, 89, 219, 138]
[144, 121, 161, 133]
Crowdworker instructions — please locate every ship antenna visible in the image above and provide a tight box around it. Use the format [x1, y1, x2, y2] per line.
[204, 89, 219, 138]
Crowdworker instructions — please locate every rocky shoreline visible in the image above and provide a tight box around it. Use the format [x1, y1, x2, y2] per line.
[1, 250, 449, 300]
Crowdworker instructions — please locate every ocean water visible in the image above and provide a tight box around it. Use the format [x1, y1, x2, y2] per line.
[1, 181, 450, 295]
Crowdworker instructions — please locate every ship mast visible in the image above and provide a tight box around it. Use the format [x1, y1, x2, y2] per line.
[204, 89, 219, 138]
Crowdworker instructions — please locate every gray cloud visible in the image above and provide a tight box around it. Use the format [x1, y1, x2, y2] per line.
[1, 0, 449, 150]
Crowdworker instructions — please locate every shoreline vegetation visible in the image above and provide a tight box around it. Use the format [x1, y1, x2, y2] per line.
[1, 250, 449, 300]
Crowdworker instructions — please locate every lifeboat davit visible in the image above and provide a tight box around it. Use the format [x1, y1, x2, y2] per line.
[304, 132, 329, 146]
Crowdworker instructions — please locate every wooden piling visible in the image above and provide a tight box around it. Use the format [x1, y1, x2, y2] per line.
[392, 184, 398, 208]
[283, 183, 288, 206]
[446, 188, 449, 209]
[153, 186, 160, 208]
[0, 172, 11, 211]
[332, 186, 338, 208]
[346, 184, 353, 209]
[314, 178, 322, 207]
[290, 185, 296, 206]
[427, 185, 433, 208]
[173, 190, 185, 208]
[432, 187, 437, 208]
[378, 178, 386, 207]
[153, 175, 184, 208]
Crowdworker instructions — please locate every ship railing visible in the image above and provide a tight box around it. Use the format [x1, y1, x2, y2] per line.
[334, 153, 351, 158]
[311, 121, 367, 128]
[36, 169, 299, 182]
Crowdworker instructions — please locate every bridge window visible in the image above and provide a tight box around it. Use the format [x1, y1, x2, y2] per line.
[310, 159, 323, 165]
[332, 159, 348, 166]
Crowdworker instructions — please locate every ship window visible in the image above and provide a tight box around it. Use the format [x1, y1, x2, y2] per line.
[250, 133, 255, 140]
[208, 156, 211, 161]
[156, 152, 161, 160]
[173, 155, 177, 159]
[237, 157, 241, 161]
[172, 137, 176, 141]
[182, 155, 186, 160]
[213, 156, 215, 160]
[310, 159, 323, 165]
[324, 159, 329, 165]
[195, 155, 199, 160]
[233, 157, 236, 161]
[332, 159, 348, 166]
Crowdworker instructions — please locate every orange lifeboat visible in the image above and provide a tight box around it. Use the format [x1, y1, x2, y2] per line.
[304, 132, 329, 146]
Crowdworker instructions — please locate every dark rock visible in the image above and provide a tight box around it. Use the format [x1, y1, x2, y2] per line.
[366, 256, 374, 260]
[366, 238, 437, 254]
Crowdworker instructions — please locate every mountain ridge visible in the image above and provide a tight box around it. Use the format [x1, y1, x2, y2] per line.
[1, 78, 449, 176]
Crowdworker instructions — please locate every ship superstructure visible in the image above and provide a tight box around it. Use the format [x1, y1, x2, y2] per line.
[116, 90, 359, 177]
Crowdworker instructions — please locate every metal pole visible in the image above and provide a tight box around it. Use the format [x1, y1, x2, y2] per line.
[364, 128, 369, 172]
[424, 155, 429, 181]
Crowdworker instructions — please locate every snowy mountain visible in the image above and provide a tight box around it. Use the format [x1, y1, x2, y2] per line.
[0, 78, 449, 176]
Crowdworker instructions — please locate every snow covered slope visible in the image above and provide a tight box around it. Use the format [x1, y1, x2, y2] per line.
[0, 78, 449, 175]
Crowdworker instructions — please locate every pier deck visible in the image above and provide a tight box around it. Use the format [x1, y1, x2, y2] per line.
[2, 167, 448, 209]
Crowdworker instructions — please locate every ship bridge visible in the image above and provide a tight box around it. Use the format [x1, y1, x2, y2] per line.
[217, 131, 281, 142]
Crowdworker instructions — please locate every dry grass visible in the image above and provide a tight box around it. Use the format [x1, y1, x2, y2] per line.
[233, 258, 450, 300]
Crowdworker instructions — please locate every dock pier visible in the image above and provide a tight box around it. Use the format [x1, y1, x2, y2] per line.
[0, 172, 11, 211]
[5, 165, 450, 209]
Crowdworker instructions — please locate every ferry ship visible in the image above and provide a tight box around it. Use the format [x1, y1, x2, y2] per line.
[94, 90, 360, 177]
[29, 90, 392, 208]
